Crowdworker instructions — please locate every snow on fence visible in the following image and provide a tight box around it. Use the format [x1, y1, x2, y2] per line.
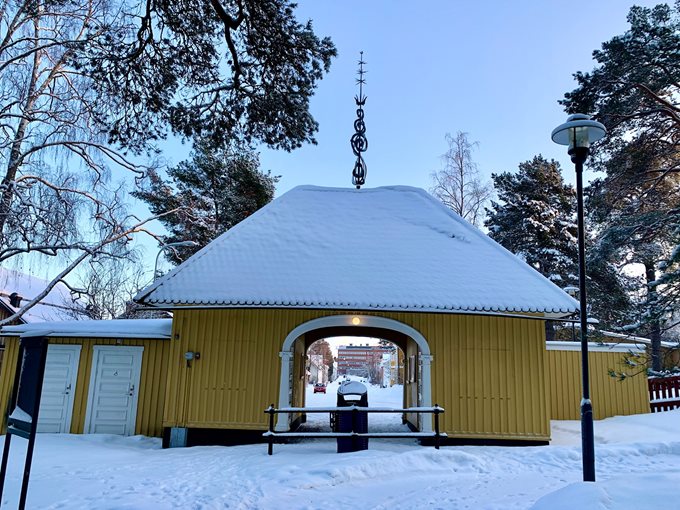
[648, 375, 680, 413]
[263, 405, 446, 455]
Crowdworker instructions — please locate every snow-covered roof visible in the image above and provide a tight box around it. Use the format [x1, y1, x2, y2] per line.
[546, 341, 645, 353]
[135, 185, 579, 316]
[596, 330, 678, 349]
[0, 318, 171, 339]
[0, 268, 87, 322]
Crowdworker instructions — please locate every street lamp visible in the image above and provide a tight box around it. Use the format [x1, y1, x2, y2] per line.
[552, 113, 606, 483]
[154, 241, 198, 280]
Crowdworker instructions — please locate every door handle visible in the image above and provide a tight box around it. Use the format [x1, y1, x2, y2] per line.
[63, 383, 71, 395]
[128, 384, 135, 397]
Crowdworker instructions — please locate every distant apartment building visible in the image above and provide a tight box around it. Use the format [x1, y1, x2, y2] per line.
[337, 344, 394, 380]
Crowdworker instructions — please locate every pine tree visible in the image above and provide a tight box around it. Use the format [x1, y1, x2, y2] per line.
[561, 2, 680, 363]
[133, 140, 278, 264]
[561, 3, 680, 159]
[485, 156, 634, 333]
[486, 156, 575, 341]
[486, 156, 579, 288]
[585, 137, 680, 370]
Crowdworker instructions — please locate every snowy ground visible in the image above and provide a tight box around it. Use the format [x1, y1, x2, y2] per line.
[0, 380, 678, 509]
[302, 377, 409, 432]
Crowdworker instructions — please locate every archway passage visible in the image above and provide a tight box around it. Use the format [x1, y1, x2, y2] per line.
[303, 336, 406, 432]
[277, 315, 432, 433]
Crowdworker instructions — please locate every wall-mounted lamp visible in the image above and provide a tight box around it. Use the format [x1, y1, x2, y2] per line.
[184, 351, 201, 367]
[351, 317, 361, 326]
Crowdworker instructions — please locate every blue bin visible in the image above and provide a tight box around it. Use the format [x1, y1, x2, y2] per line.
[335, 380, 369, 453]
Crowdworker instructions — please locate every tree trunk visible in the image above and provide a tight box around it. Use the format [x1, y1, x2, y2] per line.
[0, 16, 41, 238]
[645, 261, 662, 372]
[0, 118, 31, 236]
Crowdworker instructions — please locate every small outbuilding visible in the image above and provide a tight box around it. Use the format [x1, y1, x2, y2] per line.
[0, 319, 171, 436]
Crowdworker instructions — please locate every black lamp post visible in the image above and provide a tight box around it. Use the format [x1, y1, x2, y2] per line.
[551, 113, 606, 483]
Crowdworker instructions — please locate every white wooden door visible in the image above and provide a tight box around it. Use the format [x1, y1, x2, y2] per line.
[37, 345, 81, 433]
[84, 346, 143, 435]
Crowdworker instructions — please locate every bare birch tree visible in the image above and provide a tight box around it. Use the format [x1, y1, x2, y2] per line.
[430, 132, 493, 227]
[71, 255, 150, 320]
[0, 0, 335, 323]
[0, 0, 155, 324]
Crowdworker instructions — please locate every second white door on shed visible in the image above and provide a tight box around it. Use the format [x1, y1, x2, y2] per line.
[84, 346, 143, 435]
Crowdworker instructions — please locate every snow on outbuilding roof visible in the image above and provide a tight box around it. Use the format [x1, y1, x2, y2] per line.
[135, 185, 579, 316]
[0, 268, 87, 322]
[595, 330, 678, 349]
[0, 318, 172, 339]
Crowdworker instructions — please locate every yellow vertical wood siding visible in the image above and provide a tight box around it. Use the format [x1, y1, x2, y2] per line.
[165, 309, 551, 441]
[546, 348, 649, 420]
[0, 336, 170, 437]
[0, 337, 19, 422]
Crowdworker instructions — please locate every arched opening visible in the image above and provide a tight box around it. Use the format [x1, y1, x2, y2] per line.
[303, 335, 406, 432]
[276, 315, 432, 433]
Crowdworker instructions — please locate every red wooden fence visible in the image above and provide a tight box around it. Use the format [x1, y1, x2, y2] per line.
[648, 375, 680, 412]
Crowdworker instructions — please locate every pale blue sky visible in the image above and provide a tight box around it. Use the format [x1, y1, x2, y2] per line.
[139, 0, 661, 276]
[250, 0, 660, 194]
[53, 0, 659, 282]
[14, 0, 664, 292]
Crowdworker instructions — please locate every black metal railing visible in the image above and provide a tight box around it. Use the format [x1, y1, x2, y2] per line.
[264, 404, 446, 455]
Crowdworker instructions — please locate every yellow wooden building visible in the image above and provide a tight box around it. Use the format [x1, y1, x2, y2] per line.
[132, 185, 648, 446]
[0, 186, 651, 446]
[545, 341, 648, 420]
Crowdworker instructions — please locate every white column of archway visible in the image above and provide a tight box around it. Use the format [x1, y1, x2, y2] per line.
[275, 350, 294, 431]
[275, 314, 433, 432]
[419, 354, 433, 433]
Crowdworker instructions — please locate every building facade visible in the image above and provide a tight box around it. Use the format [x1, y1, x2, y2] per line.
[336, 344, 392, 379]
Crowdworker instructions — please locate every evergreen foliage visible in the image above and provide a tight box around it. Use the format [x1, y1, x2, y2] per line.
[485, 156, 578, 288]
[583, 247, 635, 331]
[133, 140, 278, 264]
[562, 2, 680, 367]
[485, 156, 634, 332]
[561, 2, 680, 159]
[585, 139, 680, 367]
[85, 0, 337, 152]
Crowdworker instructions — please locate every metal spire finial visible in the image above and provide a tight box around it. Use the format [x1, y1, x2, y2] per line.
[351, 51, 367, 189]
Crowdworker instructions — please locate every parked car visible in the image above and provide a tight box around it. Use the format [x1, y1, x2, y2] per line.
[313, 382, 327, 394]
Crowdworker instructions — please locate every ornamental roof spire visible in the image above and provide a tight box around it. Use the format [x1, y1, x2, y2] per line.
[351, 52, 367, 189]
